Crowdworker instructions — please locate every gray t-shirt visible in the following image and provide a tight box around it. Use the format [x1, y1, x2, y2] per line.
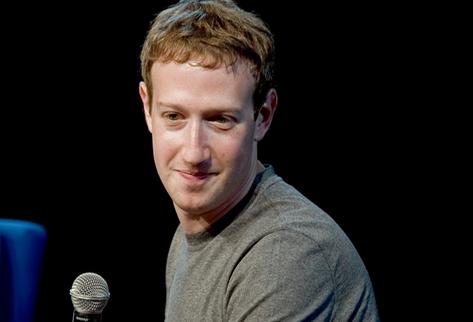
[165, 166, 379, 321]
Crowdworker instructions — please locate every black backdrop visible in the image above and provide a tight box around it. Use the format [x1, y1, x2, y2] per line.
[0, 1, 416, 321]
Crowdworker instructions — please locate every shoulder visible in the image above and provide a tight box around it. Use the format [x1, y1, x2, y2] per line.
[236, 228, 335, 274]
[226, 228, 377, 321]
[225, 228, 339, 321]
[235, 167, 371, 288]
[249, 168, 350, 253]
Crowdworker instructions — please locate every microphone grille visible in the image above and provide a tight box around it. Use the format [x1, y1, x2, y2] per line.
[70, 272, 110, 314]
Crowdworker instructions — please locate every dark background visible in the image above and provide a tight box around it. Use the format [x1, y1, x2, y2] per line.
[0, 1, 432, 321]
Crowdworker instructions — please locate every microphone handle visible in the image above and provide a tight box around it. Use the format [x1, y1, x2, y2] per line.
[72, 310, 102, 322]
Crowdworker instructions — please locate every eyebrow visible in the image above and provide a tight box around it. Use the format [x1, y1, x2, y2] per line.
[156, 101, 244, 114]
[156, 101, 185, 110]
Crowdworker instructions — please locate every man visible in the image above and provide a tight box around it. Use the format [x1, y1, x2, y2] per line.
[139, 1, 379, 320]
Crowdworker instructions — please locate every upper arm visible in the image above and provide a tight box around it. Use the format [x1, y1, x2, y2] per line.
[225, 230, 335, 322]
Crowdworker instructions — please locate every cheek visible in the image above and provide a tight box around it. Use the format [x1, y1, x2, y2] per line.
[216, 130, 254, 164]
[152, 133, 176, 166]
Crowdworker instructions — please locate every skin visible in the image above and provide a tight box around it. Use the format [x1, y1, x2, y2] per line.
[140, 60, 277, 234]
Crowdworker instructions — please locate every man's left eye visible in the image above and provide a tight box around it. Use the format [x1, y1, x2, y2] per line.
[215, 117, 229, 123]
[209, 116, 235, 129]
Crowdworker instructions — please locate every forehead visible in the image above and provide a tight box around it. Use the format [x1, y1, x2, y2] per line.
[150, 61, 256, 109]
[150, 59, 254, 82]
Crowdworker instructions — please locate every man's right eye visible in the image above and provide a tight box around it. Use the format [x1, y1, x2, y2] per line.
[163, 112, 182, 121]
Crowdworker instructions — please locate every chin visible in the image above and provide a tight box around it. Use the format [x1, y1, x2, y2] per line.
[175, 199, 213, 215]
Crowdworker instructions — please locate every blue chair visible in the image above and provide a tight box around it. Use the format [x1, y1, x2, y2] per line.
[0, 219, 47, 322]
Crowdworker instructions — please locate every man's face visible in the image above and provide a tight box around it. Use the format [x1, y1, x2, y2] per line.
[140, 61, 262, 222]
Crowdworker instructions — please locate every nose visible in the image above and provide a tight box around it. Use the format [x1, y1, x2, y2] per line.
[182, 120, 210, 166]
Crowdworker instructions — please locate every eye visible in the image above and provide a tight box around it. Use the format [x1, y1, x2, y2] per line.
[161, 111, 185, 129]
[214, 116, 229, 124]
[208, 115, 236, 130]
[163, 112, 182, 121]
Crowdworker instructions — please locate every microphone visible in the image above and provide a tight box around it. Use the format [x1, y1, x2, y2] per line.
[70, 272, 110, 322]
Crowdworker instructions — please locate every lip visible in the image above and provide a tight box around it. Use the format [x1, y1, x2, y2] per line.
[176, 169, 215, 181]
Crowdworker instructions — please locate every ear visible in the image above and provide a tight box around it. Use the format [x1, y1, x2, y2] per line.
[254, 88, 278, 142]
[139, 81, 153, 133]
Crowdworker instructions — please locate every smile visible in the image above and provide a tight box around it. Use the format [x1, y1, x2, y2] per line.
[176, 169, 215, 181]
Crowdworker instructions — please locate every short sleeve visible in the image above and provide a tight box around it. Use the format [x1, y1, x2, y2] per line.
[224, 230, 335, 322]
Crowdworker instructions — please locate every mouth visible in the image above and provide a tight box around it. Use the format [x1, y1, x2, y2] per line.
[176, 169, 216, 181]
